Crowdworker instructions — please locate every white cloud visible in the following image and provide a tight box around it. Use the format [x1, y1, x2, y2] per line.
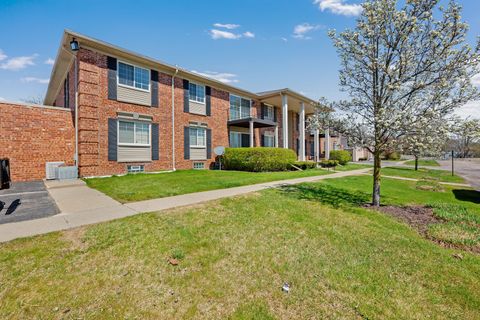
[210, 29, 242, 40]
[313, 0, 363, 17]
[44, 58, 55, 65]
[213, 23, 240, 30]
[0, 49, 6, 61]
[281, 37, 288, 42]
[21, 77, 49, 84]
[243, 31, 255, 38]
[456, 101, 480, 119]
[0, 54, 37, 71]
[293, 23, 322, 40]
[191, 70, 239, 84]
[0, 96, 5, 101]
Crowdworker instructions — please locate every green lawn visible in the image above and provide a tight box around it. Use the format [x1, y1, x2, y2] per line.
[380, 166, 464, 183]
[1, 177, 479, 319]
[85, 169, 348, 203]
[405, 159, 440, 166]
[333, 163, 372, 171]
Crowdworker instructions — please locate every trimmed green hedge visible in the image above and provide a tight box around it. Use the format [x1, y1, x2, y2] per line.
[293, 161, 317, 170]
[223, 147, 297, 172]
[320, 160, 339, 168]
[329, 150, 351, 165]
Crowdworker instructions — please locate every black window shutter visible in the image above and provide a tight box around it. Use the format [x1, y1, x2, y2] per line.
[151, 123, 159, 160]
[108, 118, 118, 161]
[107, 56, 117, 100]
[261, 103, 265, 120]
[261, 133, 265, 147]
[183, 79, 190, 113]
[151, 70, 159, 108]
[206, 86, 211, 116]
[206, 128, 212, 159]
[274, 107, 277, 122]
[184, 126, 190, 159]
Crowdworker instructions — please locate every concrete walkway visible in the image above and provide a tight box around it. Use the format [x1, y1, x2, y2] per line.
[0, 169, 370, 243]
[364, 173, 471, 187]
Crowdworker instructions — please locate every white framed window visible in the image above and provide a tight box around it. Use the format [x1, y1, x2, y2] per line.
[118, 61, 150, 91]
[189, 127, 206, 148]
[229, 94, 251, 120]
[127, 165, 145, 173]
[264, 133, 275, 147]
[264, 105, 274, 121]
[193, 162, 205, 169]
[118, 120, 151, 146]
[189, 82, 206, 104]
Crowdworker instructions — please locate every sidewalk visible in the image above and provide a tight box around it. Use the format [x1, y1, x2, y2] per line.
[0, 168, 370, 243]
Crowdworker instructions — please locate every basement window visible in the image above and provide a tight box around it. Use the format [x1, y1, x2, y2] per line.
[193, 162, 205, 170]
[127, 165, 145, 173]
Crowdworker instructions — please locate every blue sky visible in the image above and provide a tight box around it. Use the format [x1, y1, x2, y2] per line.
[0, 0, 479, 118]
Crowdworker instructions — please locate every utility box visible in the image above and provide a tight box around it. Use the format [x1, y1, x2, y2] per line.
[0, 158, 11, 190]
[55, 166, 78, 180]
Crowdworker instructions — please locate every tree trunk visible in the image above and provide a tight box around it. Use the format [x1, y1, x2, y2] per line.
[372, 151, 381, 206]
[414, 155, 418, 171]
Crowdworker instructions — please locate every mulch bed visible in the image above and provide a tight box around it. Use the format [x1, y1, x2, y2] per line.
[365, 204, 480, 255]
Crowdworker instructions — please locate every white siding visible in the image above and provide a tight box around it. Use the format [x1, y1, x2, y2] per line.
[189, 101, 206, 115]
[190, 147, 207, 160]
[118, 85, 151, 106]
[118, 146, 151, 162]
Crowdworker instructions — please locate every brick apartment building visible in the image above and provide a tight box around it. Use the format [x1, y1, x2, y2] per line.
[0, 30, 344, 182]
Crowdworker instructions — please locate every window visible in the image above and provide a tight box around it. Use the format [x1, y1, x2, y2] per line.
[127, 165, 144, 173]
[189, 83, 205, 103]
[193, 162, 205, 169]
[118, 61, 150, 91]
[189, 127, 206, 147]
[229, 95, 251, 120]
[118, 120, 151, 146]
[264, 105, 274, 121]
[64, 73, 70, 108]
[230, 132, 250, 148]
[264, 133, 275, 147]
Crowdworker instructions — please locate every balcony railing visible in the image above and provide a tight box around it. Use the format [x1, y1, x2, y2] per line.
[229, 109, 251, 121]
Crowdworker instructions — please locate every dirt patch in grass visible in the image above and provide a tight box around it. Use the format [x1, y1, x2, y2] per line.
[61, 227, 89, 251]
[366, 205, 480, 254]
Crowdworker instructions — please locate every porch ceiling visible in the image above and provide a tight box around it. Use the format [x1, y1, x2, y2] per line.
[259, 92, 316, 114]
[228, 117, 277, 128]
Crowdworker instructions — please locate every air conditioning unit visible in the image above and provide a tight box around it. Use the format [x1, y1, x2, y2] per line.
[55, 166, 78, 180]
[45, 162, 64, 180]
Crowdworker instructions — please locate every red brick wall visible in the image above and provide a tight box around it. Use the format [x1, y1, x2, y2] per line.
[66, 48, 232, 177]
[0, 102, 75, 181]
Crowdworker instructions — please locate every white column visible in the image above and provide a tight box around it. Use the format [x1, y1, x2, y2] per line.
[325, 128, 331, 159]
[299, 102, 306, 161]
[314, 129, 320, 162]
[282, 94, 288, 149]
[249, 120, 254, 147]
[274, 125, 279, 148]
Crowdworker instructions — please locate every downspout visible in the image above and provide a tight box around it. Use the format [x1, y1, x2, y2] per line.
[74, 54, 79, 172]
[171, 68, 179, 171]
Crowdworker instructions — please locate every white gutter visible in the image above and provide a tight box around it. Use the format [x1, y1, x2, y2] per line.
[74, 54, 79, 170]
[171, 68, 179, 171]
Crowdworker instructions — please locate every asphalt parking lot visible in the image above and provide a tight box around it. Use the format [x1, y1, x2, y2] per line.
[0, 181, 59, 224]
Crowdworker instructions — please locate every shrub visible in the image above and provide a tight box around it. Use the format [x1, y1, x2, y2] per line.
[383, 151, 401, 160]
[320, 160, 339, 168]
[293, 161, 317, 170]
[358, 157, 368, 161]
[329, 150, 351, 165]
[223, 147, 297, 172]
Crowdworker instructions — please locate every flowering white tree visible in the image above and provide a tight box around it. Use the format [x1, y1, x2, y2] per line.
[306, 98, 333, 133]
[329, 0, 480, 206]
[450, 118, 480, 158]
[399, 114, 449, 170]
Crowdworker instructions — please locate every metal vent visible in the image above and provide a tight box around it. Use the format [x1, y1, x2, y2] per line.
[45, 162, 64, 180]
